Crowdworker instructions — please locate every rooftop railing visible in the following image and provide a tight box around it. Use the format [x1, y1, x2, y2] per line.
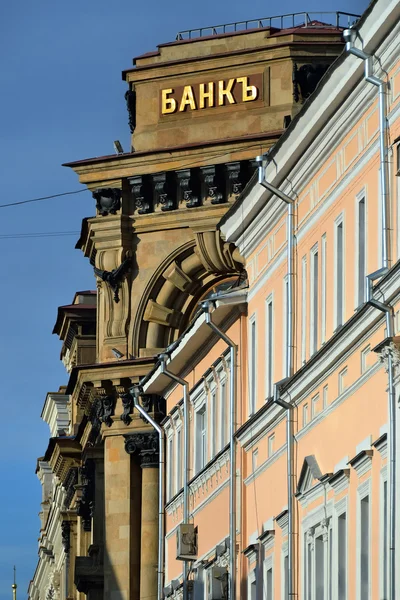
[176, 11, 360, 41]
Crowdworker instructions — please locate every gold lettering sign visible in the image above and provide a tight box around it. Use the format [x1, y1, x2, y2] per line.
[160, 74, 262, 115]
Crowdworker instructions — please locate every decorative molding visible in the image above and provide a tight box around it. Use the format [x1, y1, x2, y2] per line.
[92, 188, 121, 216]
[201, 164, 225, 205]
[177, 168, 201, 208]
[372, 432, 387, 459]
[348, 449, 373, 477]
[327, 468, 350, 494]
[378, 341, 400, 378]
[124, 431, 159, 467]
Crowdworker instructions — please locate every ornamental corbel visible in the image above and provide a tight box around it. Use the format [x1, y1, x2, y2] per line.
[92, 188, 121, 216]
[93, 252, 131, 303]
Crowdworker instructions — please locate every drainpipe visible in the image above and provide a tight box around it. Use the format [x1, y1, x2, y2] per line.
[131, 384, 165, 600]
[158, 354, 190, 598]
[257, 156, 296, 598]
[366, 270, 396, 600]
[343, 28, 390, 269]
[343, 28, 395, 600]
[201, 301, 237, 600]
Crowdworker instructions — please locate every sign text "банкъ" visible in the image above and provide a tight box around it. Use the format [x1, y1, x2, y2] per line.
[161, 75, 262, 115]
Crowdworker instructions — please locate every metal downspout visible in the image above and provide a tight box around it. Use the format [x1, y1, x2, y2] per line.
[344, 28, 395, 599]
[158, 354, 190, 599]
[201, 302, 237, 600]
[131, 385, 165, 600]
[257, 156, 296, 598]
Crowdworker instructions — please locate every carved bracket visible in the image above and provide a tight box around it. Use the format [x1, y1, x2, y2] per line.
[152, 172, 175, 212]
[177, 168, 201, 208]
[125, 89, 136, 134]
[226, 162, 242, 197]
[92, 188, 121, 216]
[76, 460, 95, 532]
[138, 394, 166, 422]
[93, 254, 131, 303]
[293, 63, 329, 103]
[61, 521, 71, 554]
[130, 175, 152, 215]
[119, 391, 133, 425]
[124, 432, 159, 467]
[201, 165, 225, 204]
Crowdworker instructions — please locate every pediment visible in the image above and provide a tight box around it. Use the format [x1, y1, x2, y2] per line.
[297, 455, 323, 496]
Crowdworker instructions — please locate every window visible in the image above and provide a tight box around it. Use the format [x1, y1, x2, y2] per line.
[176, 427, 182, 493]
[283, 276, 289, 377]
[265, 295, 274, 398]
[248, 569, 257, 600]
[252, 449, 258, 473]
[268, 433, 275, 457]
[310, 244, 319, 355]
[321, 234, 327, 344]
[357, 483, 371, 600]
[304, 519, 332, 600]
[265, 564, 273, 599]
[323, 385, 328, 409]
[195, 406, 207, 473]
[357, 195, 366, 306]
[335, 218, 344, 328]
[264, 555, 274, 600]
[249, 316, 257, 415]
[360, 495, 370, 598]
[338, 367, 348, 395]
[301, 257, 307, 364]
[283, 553, 289, 600]
[303, 403, 309, 428]
[361, 345, 371, 374]
[381, 477, 388, 600]
[167, 435, 174, 500]
[311, 393, 319, 419]
[210, 387, 217, 458]
[220, 378, 227, 450]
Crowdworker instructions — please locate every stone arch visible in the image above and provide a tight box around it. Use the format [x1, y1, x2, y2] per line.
[132, 234, 244, 357]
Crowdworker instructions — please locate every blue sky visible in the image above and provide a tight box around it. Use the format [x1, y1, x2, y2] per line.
[0, 0, 369, 596]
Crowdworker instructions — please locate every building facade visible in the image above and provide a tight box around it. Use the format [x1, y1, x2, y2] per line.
[29, 2, 400, 599]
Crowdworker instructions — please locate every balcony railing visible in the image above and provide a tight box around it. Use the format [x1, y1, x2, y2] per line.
[176, 11, 360, 41]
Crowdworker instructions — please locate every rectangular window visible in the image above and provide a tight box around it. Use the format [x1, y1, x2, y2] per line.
[338, 512, 347, 598]
[167, 436, 173, 500]
[323, 385, 328, 409]
[196, 407, 207, 473]
[283, 554, 289, 600]
[315, 535, 324, 600]
[303, 403, 309, 428]
[220, 379, 227, 449]
[360, 495, 370, 598]
[301, 257, 307, 365]
[361, 345, 371, 374]
[311, 393, 319, 419]
[176, 428, 182, 493]
[265, 565, 273, 599]
[382, 479, 388, 600]
[249, 316, 257, 415]
[252, 449, 258, 473]
[268, 433, 275, 457]
[283, 276, 289, 377]
[265, 296, 274, 398]
[336, 219, 344, 328]
[338, 367, 348, 395]
[357, 196, 366, 306]
[210, 389, 216, 458]
[321, 234, 327, 344]
[310, 245, 319, 355]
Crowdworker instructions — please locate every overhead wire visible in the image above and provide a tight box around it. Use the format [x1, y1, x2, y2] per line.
[0, 188, 88, 209]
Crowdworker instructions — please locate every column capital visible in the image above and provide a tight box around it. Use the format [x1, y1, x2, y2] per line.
[124, 431, 159, 467]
